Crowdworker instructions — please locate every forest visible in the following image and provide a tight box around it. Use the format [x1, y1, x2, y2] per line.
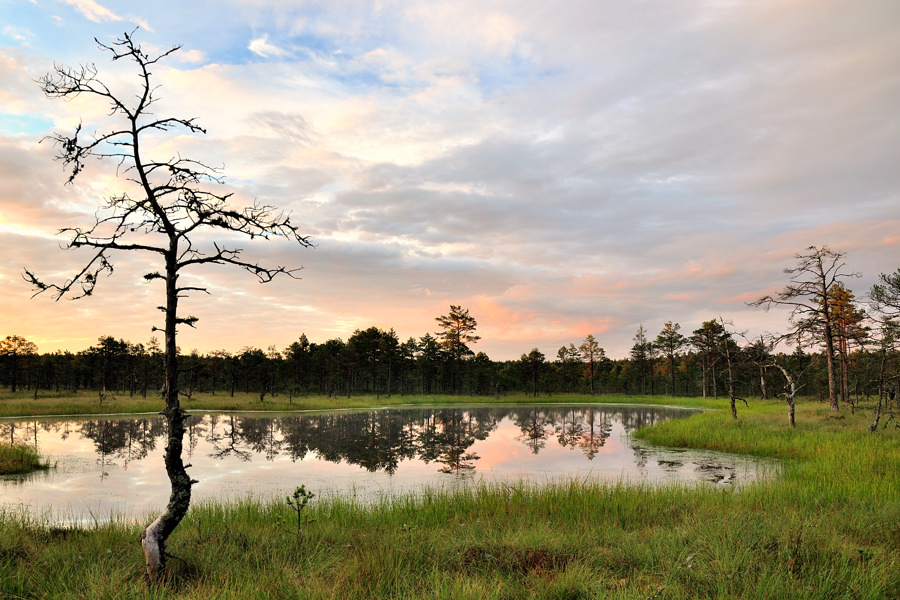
[4, 255, 900, 423]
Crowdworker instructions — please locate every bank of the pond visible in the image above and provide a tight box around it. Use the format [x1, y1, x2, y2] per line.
[0, 443, 49, 475]
[2, 396, 898, 599]
[0, 390, 721, 419]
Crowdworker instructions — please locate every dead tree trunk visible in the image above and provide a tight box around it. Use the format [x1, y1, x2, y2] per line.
[870, 345, 890, 432]
[759, 365, 768, 399]
[724, 349, 741, 418]
[141, 256, 195, 579]
[771, 363, 801, 428]
[30, 31, 311, 582]
[718, 318, 746, 418]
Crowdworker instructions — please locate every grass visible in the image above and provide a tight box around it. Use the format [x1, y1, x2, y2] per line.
[0, 389, 722, 418]
[0, 443, 50, 475]
[1, 394, 898, 598]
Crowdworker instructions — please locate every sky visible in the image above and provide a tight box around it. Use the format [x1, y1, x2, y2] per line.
[1, 0, 898, 361]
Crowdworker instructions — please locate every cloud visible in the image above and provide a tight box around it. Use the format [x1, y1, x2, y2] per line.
[248, 34, 291, 58]
[3, 0, 900, 360]
[173, 48, 206, 64]
[61, 0, 123, 23]
[3, 26, 35, 44]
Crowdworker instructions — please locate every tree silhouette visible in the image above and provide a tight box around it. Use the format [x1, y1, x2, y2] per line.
[0, 335, 38, 393]
[630, 325, 652, 395]
[870, 269, 900, 318]
[655, 322, 686, 396]
[435, 305, 479, 393]
[519, 348, 546, 397]
[26, 32, 312, 579]
[691, 320, 725, 399]
[579, 334, 604, 395]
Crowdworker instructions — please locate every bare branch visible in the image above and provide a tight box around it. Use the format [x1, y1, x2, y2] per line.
[24, 249, 113, 300]
[176, 286, 210, 295]
[30, 31, 312, 578]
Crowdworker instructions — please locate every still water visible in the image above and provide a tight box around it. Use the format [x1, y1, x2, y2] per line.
[1, 405, 771, 522]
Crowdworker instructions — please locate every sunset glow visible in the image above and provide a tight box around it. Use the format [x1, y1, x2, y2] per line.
[1, 1, 898, 359]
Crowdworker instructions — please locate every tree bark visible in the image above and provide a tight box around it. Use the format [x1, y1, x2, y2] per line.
[588, 357, 595, 396]
[141, 255, 194, 580]
[819, 278, 840, 411]
[772, 363, 799, 428]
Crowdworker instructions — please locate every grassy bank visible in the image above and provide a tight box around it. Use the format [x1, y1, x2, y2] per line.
[1, 396, 898, 599]
[0, 443, 50, 475]
[0, 389, 721, 418]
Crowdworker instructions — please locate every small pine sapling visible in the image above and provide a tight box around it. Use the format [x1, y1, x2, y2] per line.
[285, 485, 315, 532]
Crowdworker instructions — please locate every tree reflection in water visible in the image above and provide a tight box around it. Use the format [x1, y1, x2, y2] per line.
[426, 409, 495, 475]
[553, 407, 614, 460]
[514, 407, 554, 454]
[3, 405, 777, 523]
[207, 414, 252, 461]
[4, 406, 707, 478]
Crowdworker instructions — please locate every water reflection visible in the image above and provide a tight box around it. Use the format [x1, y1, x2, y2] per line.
[1, 405, 772, 522]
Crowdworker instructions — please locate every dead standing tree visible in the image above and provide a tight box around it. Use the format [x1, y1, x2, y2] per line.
[769, 362, 803, 428]
[763, 336, 819, 428]
[717, 317, 748, 419]
[26, 32, 312, 579]
[750, 245, 859, 412]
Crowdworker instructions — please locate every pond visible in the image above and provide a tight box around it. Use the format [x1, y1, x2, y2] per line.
[1, 405, 772, 523]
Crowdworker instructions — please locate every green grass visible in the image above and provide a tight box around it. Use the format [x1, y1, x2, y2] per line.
[0, 443, 50, 475]
[1, 394, 898, 598]
[0, 389, 721, 418]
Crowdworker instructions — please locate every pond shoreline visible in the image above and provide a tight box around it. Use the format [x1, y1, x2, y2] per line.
[0, 391, 719, 420]
[0, 400, 710, 421]
[3, 403, 768, 521]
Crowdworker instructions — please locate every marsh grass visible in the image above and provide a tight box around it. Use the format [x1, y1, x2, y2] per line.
[0, 443, 50, 475]
[0, 390, 719, 419]
[2, 395, 898, 599]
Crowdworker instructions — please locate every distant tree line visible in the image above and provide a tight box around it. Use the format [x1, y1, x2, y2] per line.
[1, 326, 893, 406]
[4, 252, 900, 422]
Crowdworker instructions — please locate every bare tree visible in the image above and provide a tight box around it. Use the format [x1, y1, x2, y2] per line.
[717, 317, 747, 418]
[765, 337, 819, 428]
[26, 32, 312, 579]
[750, 245, 859, 412]
[770, 362, 802, 428]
